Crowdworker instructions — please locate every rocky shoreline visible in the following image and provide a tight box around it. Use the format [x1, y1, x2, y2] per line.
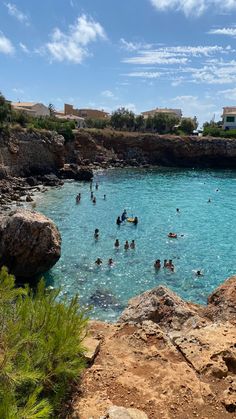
[72, 278, 236, 419]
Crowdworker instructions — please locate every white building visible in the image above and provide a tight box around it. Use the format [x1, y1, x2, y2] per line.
[11, 102, 50, 117]
[222, 107, 236, 130]
[55, 113, 86, 128]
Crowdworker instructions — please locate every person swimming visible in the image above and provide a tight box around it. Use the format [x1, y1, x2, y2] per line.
[116, 216, 122, 226]
[95, 258, 102, 265]
[124, 240, 129, 250]
[91, 191, 94, 200]
[108, 258, 114, 266]
[92, 197, 96, 204]
[104, 194, 106, 200]
[76, 193, 81, 203]
[168, 260, 175, 271]
[121, 210, 127, 222]
[95, 182, 99, 190]
[163, 259, 169, 268]
[114, 239, 120, 248]
[176, 208, 180, 213]
[196, 270, 203, 276]
[130, 240, 135, 249]
[94, 228, 99, 239]
[154, 259, 161, 269]
[168, 232, 177, 238]
[133, 216, 138, 225]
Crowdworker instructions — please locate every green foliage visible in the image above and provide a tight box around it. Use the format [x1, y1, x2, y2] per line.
[179, 118, 196, 135]
[0, 266, 88, 418]
[0, 92, 11, 125]
[85, 117, 108, 129]
[110, 107, 135, 131]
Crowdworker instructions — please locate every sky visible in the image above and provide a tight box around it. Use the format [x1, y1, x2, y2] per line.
[1, 0, 236, 126]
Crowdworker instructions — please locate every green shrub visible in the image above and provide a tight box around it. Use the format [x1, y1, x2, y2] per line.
[0, 267, 88, 418]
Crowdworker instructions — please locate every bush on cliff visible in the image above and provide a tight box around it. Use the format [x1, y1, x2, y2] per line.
[0, 266, 88, 418]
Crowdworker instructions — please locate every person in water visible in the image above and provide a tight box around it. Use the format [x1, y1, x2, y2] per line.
[91, 191, 94, 200]
[164, 259, 169, 268]
[168, 260, 175, 271]
[108, 258, 114, 266]
[76, 193, 81, 203]
[104, 194, 106, 200]
[196, 270, 203, 276]
[154, 259, 161, 269]
[90, 181, 93, 191]
[208, 198, 211, 203]
[133, 216, 138, 225]
[124, 240, 129, 250]
[130, 240, 135, 249]
[116, 216, 122, 226]
[95, 258, 102, 265]
[92, 197, 96, 204]
[121, 210, 127, 222]
[95, 182, 99, 190]
[176, 208, 180, 213]
[114, 239, 120, 248]
[168, 232, 177, 238]
[94, 228, 99, 239]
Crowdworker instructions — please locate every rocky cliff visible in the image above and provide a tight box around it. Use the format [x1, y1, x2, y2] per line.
[0, 128, 65, 178]
[72, 277, 236, 419]
[72, 129, 236, 169]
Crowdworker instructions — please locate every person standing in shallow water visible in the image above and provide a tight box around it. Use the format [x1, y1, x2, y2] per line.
[114, 239, 120, 248]
[116, 216, 122, 226]
[95, 182, 99, 190]
[130, 240, 135, 249]
[124, 240, 129, 250]
[94, 229, 99, 239]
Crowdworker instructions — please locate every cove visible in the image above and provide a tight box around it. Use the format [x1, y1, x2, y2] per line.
[36, 167, 236, 321]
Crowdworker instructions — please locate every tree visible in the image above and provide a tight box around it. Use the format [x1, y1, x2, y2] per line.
[110, 107, 135, 131]
[179, 118, 195, 135]
[135, 114, 145, 131]
[0, 92, 11, 125]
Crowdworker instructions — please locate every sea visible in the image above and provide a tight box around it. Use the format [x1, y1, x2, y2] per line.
[35, 167, 236, 321]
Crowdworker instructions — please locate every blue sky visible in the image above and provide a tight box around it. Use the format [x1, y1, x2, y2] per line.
[1, 0, 236, 125]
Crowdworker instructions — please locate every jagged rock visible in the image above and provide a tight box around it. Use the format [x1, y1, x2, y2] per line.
[26, 194, 33, 202]
[59, 164, 93, 181]
[107, 406, 149, 419]
[221, 380, 236, 412]
[204, 276, 236, 324]
[39, 173, 64, 187]
[119, 286, 200, 330]
[0, 209, 61, 278]
[83, 336, 101, 363]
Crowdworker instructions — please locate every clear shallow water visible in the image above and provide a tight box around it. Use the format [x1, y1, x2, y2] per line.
[36, 167, 236, 321]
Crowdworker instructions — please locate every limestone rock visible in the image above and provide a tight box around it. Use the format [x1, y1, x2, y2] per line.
[59, 164, 93, 181]
[0, 209, 61, 278]
[119, 286, 200, 330]
[204, 276, 236, 324]
[83, 336, 101, 363]
[107, 406, 148, 419]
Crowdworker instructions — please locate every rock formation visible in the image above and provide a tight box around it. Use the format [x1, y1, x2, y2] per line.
[72, 277, 236, 418]
[0, 209, 61, 278]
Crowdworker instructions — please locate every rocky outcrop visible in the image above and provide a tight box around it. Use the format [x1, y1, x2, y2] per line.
[0, 128, 65, 177]
[58, 164, 93, 181]
[0, 209, 61, 278]
[72, 129, 236, 169]
[72, 278, 236, 418]
[118, 285, 203, 330]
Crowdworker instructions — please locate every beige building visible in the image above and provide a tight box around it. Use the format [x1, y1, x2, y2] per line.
[141, 108, 182, 120]
[55, 113, 86, 128]
[64, 103, 109, 119]
[222, 107, 236, 130]
[11, 102, 50, 117]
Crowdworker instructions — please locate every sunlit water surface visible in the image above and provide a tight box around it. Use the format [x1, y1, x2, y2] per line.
[36, 168, 236, 321]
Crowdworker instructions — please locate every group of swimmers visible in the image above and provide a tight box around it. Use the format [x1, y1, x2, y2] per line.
[114, 239, 135, 250]
[154, 259, 175, 271]
[116, 210, 138, 226]
[95, 257, 114, 266]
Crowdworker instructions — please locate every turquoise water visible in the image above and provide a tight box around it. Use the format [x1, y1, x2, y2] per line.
[36, 168, 236, 321]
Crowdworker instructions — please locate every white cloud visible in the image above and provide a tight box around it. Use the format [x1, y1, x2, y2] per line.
[170, 95, 218, 124]
[150, 0, 236, 16]
[123, 45, 227, 65]
[125, 71, 161, 78]
[187, 60, 236, 84]
[217, 87, 236, 100]
[0, 33, 14, 55]
[208, 27, 236, 37]
[120, 38, 152, 51]
[5, 3, 30, 25]
[12, 87, 24, 94]
[45, 14, 107, 63]
[101, 90, 115, 98]
[19, 42, 29, 54]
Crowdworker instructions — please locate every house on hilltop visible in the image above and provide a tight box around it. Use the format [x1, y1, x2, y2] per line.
[222, 107, 236, 130]
[141, 108, 182, 120]
[11, 102, 50, 117]
[64, 104, 109, 120]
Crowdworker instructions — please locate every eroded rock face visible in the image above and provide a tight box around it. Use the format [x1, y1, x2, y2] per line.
[0, 209, 61, 278]
[119, 285, 201, 330]
[204, 276, 236, 324]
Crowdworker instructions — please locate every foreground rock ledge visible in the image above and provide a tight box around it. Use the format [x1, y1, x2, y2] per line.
[73, 278, 236, 419]
[0, 209, 61, 278]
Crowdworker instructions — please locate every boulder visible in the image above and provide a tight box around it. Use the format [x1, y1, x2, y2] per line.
[0, 209, 61, 278]
[204, 276, 236, 324]
[107, 406, 148, 419]
[119, 286, 201, 330]
[39, 173, 64, 187]
[59, 164, 93, 181]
